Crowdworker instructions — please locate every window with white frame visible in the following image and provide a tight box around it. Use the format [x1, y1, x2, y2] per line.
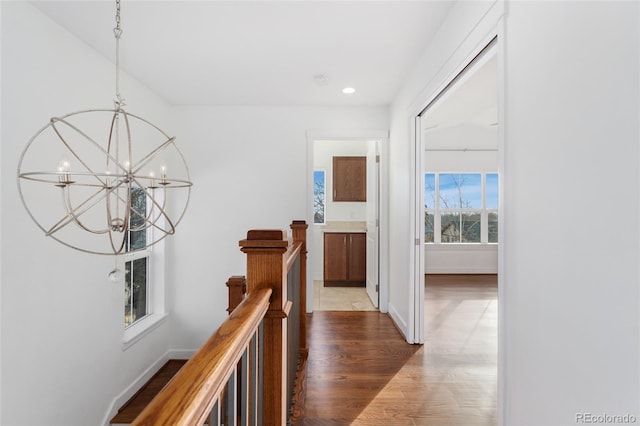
[121, 187, 168, 350]
[124, 187, 150, 327]
[425, 173, 498, 244]
[313, 170, 326, 224]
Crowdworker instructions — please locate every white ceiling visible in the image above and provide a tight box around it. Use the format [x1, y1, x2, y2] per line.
[422, 52, 498, 131]
[31, 1, 455, 107]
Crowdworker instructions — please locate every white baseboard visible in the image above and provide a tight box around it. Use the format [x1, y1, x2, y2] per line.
[168, 348, 197, 359]
[425, 266, 498, 274]
[387, 303, 410, 343]
[101, 349, 196, 426]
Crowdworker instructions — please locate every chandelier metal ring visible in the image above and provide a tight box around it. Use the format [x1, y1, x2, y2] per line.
[17, 107, 192, 255]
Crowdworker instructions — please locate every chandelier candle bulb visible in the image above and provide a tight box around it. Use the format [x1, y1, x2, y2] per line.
[160, 166, 168, 186]
[55, 160, 72, 187]
[56, 166, 66, 186]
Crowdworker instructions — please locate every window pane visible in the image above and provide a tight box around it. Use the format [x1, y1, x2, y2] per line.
[125, 257, 148, 327]
[128, 187, 147, 251]
[486, 173, 499, 209]
[461, 212, 481, 243]
[488, 212, 498, 243]
[313, 171, 325, 224]
[439, 174, 481, 209]
[441, 212, 460, 243]
[124, 264, 132, 326]
[425, 212, 434, 242]
[424, 173, 436, 209]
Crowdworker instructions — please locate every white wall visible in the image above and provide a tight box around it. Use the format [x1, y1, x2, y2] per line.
[503, 2, 639, 423]
[167, 106, 388, 349]
[426, 244, 497, 274]
[1, 3, 176, 425]
[391, 0, 640, 424]
[425, 123, 498, 151]
[424, 149, 497, 171]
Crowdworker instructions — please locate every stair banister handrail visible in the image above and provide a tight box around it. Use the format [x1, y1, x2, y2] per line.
[132, 287, 272, 426]
[132, 220, 308, 426]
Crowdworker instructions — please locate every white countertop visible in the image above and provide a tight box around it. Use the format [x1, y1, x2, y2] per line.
[319, 221, 366, 233]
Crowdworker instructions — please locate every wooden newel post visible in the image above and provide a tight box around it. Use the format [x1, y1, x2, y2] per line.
[290, 220, 308, 354]
[239, 229, 290, 426]
[226, 275, 247, 314]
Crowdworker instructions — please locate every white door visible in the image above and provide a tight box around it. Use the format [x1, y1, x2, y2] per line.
[366, 141, 379, 308]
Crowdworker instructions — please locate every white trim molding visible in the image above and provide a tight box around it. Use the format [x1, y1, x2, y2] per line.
[387, 303, 411, 343]
[102, 348, 197, 426]
[305, 128, 391, 314]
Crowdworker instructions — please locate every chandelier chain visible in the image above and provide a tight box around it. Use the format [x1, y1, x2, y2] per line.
[113, 0, 124, 107]
[115, 0, 121, 31]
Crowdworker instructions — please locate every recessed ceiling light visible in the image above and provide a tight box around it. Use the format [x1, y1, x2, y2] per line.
[342, 87, 356, 94]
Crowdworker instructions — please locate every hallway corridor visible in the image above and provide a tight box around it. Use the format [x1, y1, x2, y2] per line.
[301, 274, 497, 425]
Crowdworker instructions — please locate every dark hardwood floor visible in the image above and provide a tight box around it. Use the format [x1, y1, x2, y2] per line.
[110, 359, 188, 425]
[301, 274, 497, 425]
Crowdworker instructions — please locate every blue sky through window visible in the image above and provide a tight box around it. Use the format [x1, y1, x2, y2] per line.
[486, 173, 498, 208]
[439, 173, 481, 208]
[424, 173, 435, 208]
[425, 173, 498, 209]
[313, 170, 325, 224]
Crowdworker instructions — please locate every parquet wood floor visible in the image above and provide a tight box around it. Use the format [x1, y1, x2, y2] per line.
[301, 274, 497, 425]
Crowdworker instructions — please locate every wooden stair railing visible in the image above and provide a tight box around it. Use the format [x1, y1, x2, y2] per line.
[132, 287, 271, 425]
[132, 221, 307, 426]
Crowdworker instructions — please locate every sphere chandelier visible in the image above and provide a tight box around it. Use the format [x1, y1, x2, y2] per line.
[17, 0, 192, 256]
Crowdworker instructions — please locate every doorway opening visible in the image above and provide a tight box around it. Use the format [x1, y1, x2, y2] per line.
[413, 37, 500, 420]
[306, 134, 388, 313]
[414, 35, 499, 336]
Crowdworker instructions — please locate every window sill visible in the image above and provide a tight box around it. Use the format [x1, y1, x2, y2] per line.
[425, 243, 498, 250]
[122, 312, 169, 351]
[424, 243, 498, 247]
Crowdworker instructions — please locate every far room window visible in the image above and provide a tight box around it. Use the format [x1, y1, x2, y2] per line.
[486, 173, 499, 243]
[124, 187, 150, 327]
[425, 173, 498, 244]
[424, 173, 436, 242]
[440, 173, 481, 243]
[314, 170, 326, 224]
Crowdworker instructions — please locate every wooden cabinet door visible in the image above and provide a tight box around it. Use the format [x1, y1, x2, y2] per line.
[333, 157, 366, 202]
[324, 233, 347, 282]
[347, 233, 366, 282]
[324, 232, 366, 286]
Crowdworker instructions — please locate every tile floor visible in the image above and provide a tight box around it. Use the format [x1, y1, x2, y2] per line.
[312, 280, 377, 311]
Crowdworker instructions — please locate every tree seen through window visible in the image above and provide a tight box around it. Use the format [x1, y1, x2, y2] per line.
[425, 173, 498, 243]
[125, 187, 149, 327]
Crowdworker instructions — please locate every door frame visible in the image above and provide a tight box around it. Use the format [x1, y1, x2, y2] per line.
[366, 140, 381, 308]
[408, 22, 505, 425]
[413, 36, 498, 342]
[306, 129, 389, 313]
